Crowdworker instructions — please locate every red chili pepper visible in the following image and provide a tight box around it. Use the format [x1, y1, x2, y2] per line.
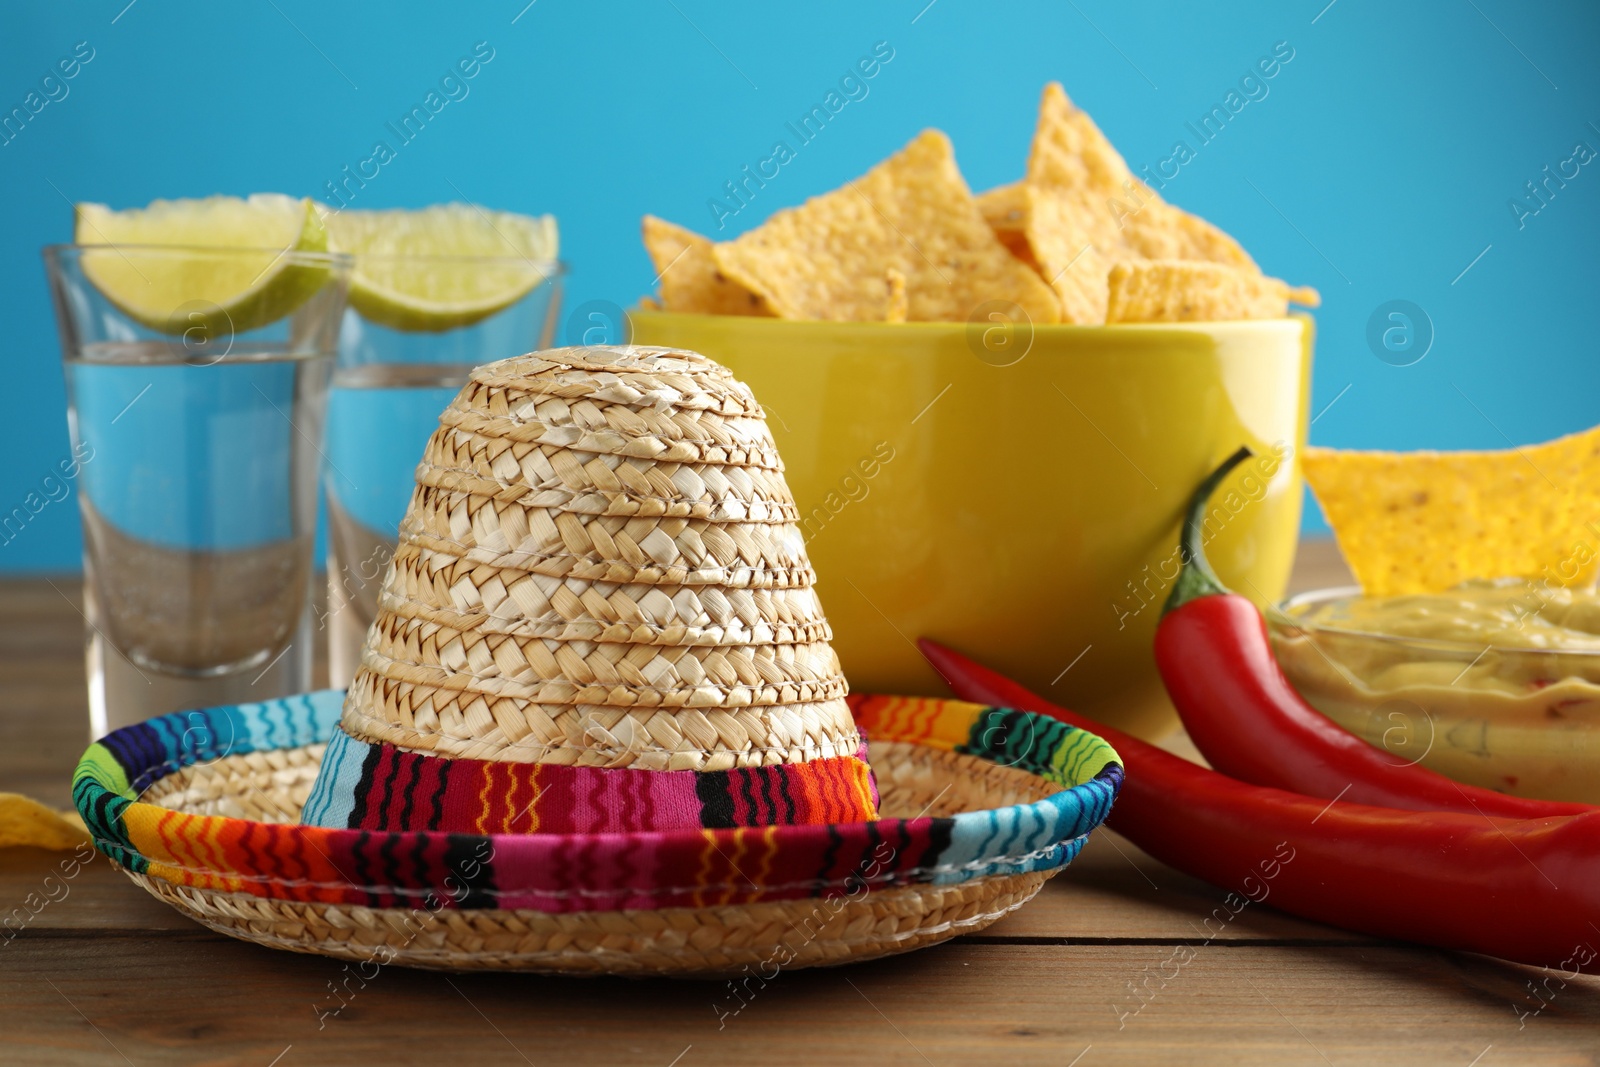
[919, 638, 1600, 974]
[1155, 446, 1589, 819]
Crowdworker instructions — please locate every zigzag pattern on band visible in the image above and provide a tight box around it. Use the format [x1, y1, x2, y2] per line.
[300, 728, 878, 834]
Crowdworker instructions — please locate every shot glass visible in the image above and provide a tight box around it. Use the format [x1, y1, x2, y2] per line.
[44, 245, 352, 737]
[323, 257, 564, 686]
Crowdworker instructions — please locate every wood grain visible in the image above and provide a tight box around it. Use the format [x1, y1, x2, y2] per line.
[4, 542, 1598, 1066]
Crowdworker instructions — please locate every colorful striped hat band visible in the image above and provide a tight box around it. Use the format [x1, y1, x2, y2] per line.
[302, 731, 879, 835]
[73, 691, 1122, 915]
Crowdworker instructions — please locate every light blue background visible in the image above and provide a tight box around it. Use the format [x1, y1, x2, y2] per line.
[4, 0, 1598, 570]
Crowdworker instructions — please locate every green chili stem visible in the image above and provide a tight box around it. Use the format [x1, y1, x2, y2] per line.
[1163, 445, 1254, 614]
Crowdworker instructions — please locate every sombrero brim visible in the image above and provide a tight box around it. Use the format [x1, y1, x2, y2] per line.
[72, 692, 1122, 977]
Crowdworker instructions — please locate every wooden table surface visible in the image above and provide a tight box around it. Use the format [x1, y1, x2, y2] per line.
[3, 541, 1597, 1066]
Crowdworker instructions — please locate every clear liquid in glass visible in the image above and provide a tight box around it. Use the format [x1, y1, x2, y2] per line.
[324, 362, 467, 686]
[66, 341, 333, 735]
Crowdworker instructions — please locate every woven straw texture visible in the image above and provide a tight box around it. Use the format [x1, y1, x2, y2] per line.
[130, 868, 1048, 977]
[129, 741, 1052, 976]
[379, 541, 833, 646]
[73, 692, 1124, 977]
[343, 670, 860, 769]
[398, 485, 815, 585]
[346, 345, 853, 769]
[360, 615, 847, 707]
[415, 428, 801, 521]
[439, 368, 784, 470]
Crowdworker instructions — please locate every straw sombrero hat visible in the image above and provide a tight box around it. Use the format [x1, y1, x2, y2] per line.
[324, 347, 871, 826]
[70, 345, 1124, 975]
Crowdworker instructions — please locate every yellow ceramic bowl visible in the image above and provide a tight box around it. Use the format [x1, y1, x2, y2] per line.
[631, 311, 1314, 739]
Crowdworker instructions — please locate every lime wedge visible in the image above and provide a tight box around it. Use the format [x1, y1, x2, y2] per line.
[322, 203, 558, 332]
[75, 194, 331, 336]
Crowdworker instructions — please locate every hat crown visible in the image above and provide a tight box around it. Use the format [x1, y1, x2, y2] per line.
[468, 345, 763, 411]
[309, 345, 874, 836]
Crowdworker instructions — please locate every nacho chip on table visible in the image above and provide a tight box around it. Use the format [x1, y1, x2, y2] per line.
[0, 793, 90, 851]
[641, 215, 771, 316]
[1105, 260, 1316, 323]
[711, 130, 1061, 324]
[1303, 425, 1600, 596]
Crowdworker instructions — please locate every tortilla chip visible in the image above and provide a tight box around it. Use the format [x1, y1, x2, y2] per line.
[712, 130, 1061, 323]
[1303, 425, 1600, 596]
[1121, 200, 1259, 271]
[1024, 85, 1133, 216]
[976, 182, 1038, 266]
[1021, 85, 1132, 322]
[1288, 285, 1321, 308]
[1105, 260, 1303, 323]
[1020, 83, 1309, 322]
[0, 793, 90, 850]
[641, 216, 771, 316]
[884, 268, 908, 323]
[1022, 185, 1112, 323]
[977, 182, 1026, 230]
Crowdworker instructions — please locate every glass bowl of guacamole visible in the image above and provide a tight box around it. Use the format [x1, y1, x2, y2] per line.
[1266, 579, 1600, 803]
